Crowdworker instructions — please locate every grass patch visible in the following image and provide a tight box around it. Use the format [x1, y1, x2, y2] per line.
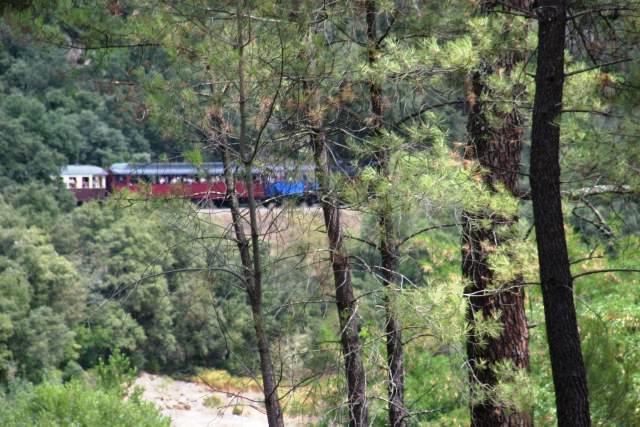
[158, 377, 173, 392]
[202, 395, 223, 408]
[192, 369, 261, 393]
[282, 375, 340, 417]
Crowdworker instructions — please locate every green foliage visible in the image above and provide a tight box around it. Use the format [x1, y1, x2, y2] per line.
[0, 379, 169, 427]
[491, 360, 536, 416]
[0, 200, 84, 382]
[95, 349, 136, 397]
[202, 394, 222, 408]
[0, 181, 75, 230]
[0, 22, 172, 181]
[405, 355, 468, 425]
[12, 306, 77, 383]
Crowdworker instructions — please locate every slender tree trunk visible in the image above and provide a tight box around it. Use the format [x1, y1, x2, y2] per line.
[530, 1, 591, 425]
[365, 2, 408, 425]
[206, 4, 285, 426]
[463, 73, 532, 426]
[462, 2, 533, 425]
[299, 5, 369, 421]
[379, 206, 406, 427]
[310, 126, 369, 426]
[220, 141, 284, 427]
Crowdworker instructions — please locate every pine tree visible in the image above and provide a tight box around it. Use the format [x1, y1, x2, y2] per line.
[530, 1, 592, 425]
[364, 1, 408, 425]
[461, 1, 534, 425]
[294, 5, 370, 423]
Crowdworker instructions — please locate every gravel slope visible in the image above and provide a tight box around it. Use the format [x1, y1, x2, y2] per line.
[134, 373, 268, 427]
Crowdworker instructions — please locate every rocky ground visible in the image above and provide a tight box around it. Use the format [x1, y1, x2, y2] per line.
[134, 373, 312, 427]
[135, 373, 267, 426]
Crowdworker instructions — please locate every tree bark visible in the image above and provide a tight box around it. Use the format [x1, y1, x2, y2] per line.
[220, 141, 284, 427]
[463, 74, 532, 426]
[365, 1, 408, 425]
[310, 127, 369, 427]
[462, 2, 533, 425]
[530, 1, 591, 425]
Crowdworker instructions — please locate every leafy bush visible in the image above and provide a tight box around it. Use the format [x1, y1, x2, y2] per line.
[0, 380, 169, 427]
[202, 394, 223, 408]
[95, 349, 136, 396]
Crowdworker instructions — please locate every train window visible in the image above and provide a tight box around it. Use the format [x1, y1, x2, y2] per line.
[92, 176, 99, 188]
[82, 177, 90, 188]
[68, 177, 77, 189]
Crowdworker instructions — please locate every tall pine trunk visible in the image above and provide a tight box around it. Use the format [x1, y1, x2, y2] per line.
[365, 1, 408, 425]
[530, 1, 591, 425]
[462, 2, 533, 425]
[299, 7, 369, 421]
[310, 128, 369, 426]
[463, 72, 532, 426]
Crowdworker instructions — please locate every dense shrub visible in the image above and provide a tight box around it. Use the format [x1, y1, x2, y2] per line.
[0, 380, 169, 427]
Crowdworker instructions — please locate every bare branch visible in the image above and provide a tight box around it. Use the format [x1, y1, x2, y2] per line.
[565, 58, 633, 77]
[573, 268, 640, 280]
[398, 223, 460, 247]
[563, 184, 635, 199]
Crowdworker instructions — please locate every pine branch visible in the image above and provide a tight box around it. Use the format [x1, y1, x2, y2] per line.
[376, 8, 399, 47]
[398, 223, 460, 247]
[562, 109, 615, 117]
[567, 6, 599, 65]
[393, 100, 464, 128]
[573, 268, 640, 281]
[345, 234, 379, 250]
[563, 184, 635, 199]
[565, 58, 633, 77]
[493, 1, 535, 17]
[571, 205, 614, 238]
[567, 6, 636, 21]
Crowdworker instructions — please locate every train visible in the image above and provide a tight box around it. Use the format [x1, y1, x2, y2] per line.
[60, 162, 320, 205]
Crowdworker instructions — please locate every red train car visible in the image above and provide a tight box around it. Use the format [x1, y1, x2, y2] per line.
[107, 162, 265, 203]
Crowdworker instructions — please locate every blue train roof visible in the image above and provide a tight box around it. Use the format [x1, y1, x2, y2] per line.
[110, 162, 226, 176]
[109, 162, 323, 176]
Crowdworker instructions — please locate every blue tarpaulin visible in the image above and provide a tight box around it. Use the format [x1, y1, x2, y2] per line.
[265, 181, 306, 198]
